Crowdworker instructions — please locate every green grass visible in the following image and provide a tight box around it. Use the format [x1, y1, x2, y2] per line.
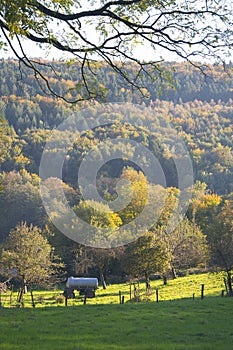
[0, 298, 233, 349]
[0, 273, 232, 349]
[0, 271, 226, 308]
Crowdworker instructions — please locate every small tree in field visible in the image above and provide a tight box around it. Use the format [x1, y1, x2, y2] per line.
[0, 222, 62, 302]
[123, 231, 170, 290]
[74, 200, 122, 288]
[163, 218, 208, 279]
[208, 201, 233, 296]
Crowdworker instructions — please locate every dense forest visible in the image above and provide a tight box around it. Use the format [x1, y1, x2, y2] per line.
[0, 59, 232, 293]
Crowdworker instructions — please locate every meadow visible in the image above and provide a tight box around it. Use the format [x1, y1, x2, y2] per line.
[0, 272, 232, 350]
[0, 271, 226, 308]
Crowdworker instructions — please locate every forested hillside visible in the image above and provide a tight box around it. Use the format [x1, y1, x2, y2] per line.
[1, 59, 232, 193]
[0, 59, 232, 290]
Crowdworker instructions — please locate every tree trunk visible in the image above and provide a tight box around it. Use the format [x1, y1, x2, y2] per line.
[100, 272, 107, 290]
[227, 271, 233, 296]
[163, 275, 168, 285]
[171, 267, 177, 279]
[18, 277, 27, 303]
[17, 288, 24, 303]
[145, 273, 150, 290]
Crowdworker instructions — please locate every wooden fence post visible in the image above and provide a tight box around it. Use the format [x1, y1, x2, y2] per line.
[201, 284, 205, 299]
[156, 289, 159, 303]
[119, 291, 122, 304]
[30, 291, 35, 308]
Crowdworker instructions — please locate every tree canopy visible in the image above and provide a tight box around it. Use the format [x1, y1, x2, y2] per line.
[1, 1, 233, 101]
[208, 200, 233, 296]
[0, 222, 61, 301]
[0, 58, 233, 287]
[123, 230, 170, 289]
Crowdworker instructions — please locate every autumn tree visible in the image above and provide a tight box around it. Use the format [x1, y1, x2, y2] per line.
[122, 231, 170, 290]
[0, 222, 62, 302]
[187, 182, 222, 232]
[73, 200, 122, 288]
[208, 200, 233, 296]
[48, 199, 122, 288]
[0, 117, 29, 173]
[0, 1, 232, 101]
[48, 221, 123, 289]
[75, 245, 124, 290]
[156, 187, 180, 228]
[0, 170, 46, 241]
[118, 168, 149, 224]
[47, 224, 80, 277]
[0, 117, 12, 166]
[161, 218, 208, 279]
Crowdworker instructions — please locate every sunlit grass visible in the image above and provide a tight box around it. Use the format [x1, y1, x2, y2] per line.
[0, 272, 226, 308]
[0, 272, 231, 350]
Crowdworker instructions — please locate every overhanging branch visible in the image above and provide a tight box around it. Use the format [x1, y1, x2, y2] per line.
[0, 0, 232, 102]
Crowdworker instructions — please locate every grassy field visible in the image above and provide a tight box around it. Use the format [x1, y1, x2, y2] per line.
[0, 272, 232, 349]
[0, 298, 233, 349]
[0, 272, 227, 308]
